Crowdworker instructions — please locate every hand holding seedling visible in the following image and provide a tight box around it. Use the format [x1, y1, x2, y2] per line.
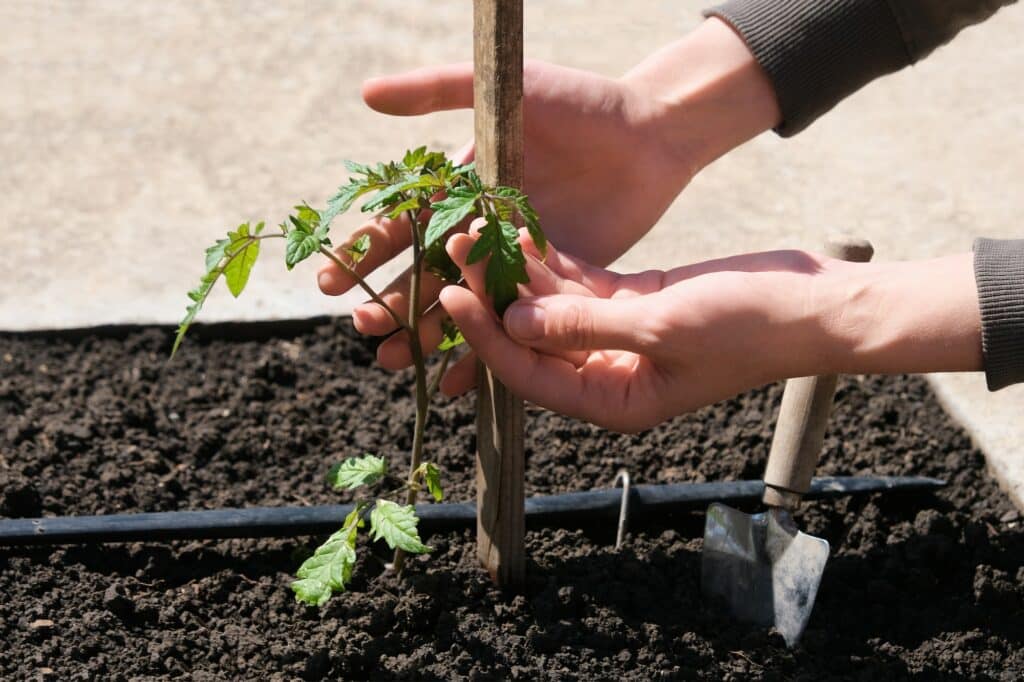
[441, 237, 982, 433]
[317, 18, 780, 388]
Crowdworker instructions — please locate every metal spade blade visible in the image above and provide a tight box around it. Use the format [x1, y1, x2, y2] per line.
[700, 235, 875, 647]
[702, 503, 829, 646]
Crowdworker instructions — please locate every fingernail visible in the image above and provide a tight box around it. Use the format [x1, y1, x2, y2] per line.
[352, 306, 372, 331]
[505, 303, 545, 342]
[317, 270, 334, 292]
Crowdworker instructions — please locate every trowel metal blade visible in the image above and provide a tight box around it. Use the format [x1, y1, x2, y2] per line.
[701, 502, 829, 647]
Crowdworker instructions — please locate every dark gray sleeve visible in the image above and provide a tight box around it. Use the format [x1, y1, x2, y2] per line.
[974, 239, 1024, 391]
[703, 0, 1016, 136]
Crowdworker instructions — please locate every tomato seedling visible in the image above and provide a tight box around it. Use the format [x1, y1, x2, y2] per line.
[173, 147, 545, 605]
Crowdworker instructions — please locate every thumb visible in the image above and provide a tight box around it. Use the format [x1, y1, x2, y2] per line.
[503, 295, 655, 354]
[362, 63, 474, 116]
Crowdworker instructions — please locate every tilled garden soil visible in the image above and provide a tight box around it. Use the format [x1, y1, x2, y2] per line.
[1, 318, 1022, 680]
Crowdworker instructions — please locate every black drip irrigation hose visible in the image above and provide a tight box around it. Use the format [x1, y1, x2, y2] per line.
[0, 476, 944, 547]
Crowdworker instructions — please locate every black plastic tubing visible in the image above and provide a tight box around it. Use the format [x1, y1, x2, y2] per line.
[0, 476, 944, 546]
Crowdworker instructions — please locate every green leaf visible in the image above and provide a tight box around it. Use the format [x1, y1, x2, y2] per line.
[204, 238, 229, 273]
[223, 222, 262, 297]
[421, 462, 443, 502]
[465, 215, 529, 315]
[457, 166, 485, 193]
[517, 197, 546, 259]
[285, 230, 320, 269]
[175, 218, 269, 356]
[403, 146, 448, 172]
[294, 204, 321, 230]
[402, 146, 428, 169]
[387, 196, 422, 220]
[343, 234, 371, 264]
[424, 238, 462, 283]
[172, 268, 218, 357]
[369, 500, 431, 553]
[344, 160, 374, 177]
[322, 181, 374, 227]
[326, 454, 387, 490]
[361, 179, 412, 213]
[292, 504, 365, 606]
[426, 188, 479, 248]
[495, 187, 546, 259]
[284, 209, 328, 270]
[438, 317, 465, 351]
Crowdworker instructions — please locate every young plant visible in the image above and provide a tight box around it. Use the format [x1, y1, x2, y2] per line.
[173, 147, 545, 605]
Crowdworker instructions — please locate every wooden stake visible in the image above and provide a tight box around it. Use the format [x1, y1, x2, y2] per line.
[473, 0, 526, 586]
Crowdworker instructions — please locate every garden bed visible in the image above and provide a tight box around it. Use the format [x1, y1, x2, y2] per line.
[1, 318, 1022, 680]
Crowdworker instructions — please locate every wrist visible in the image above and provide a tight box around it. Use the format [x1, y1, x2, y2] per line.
[814, 254, 983, 375]
[621, 17, 781, 173]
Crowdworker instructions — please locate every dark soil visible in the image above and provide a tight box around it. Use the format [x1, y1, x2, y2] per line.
[1, 318, 1021, 680]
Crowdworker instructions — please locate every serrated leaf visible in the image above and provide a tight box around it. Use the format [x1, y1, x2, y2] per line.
[438, 317, 465, 351]
[344, 160, 373, 177]
[223, 223, 261, 297]
[422, 462, 443, 502]
[369, 500, 431, 553]
[204, 238, 229, 273]
[424, 238, 461, 283]
[457, 167, 485, 193]
[285, 229, 321, 270]
[326, 454, 387, 490]
[294, 204, 321, 230]
[402, 146, 428, 169]
[361, 179, 411, 212]
[343, 234, 371, 264]
[419, 150, 448, 171]
[516, 197, 546, 259]
[494, 187, 546, 259]
[292, 504, 364, 606]
[387, 196, 422, 220]
[426, 188, 479, 248]
[172, 268, 219, 357]
[465, 215, 529, 315]
[321, 181, 373, 227]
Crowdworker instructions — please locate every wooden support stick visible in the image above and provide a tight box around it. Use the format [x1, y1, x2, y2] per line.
[473, 0, 526, 586]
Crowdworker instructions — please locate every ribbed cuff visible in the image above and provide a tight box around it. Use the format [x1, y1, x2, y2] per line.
[704, 0, 911, 136]
[974, 238, 1024, 391]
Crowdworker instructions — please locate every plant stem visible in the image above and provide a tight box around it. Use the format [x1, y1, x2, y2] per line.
[392, 207, 430, 574]
[427, 348, 455, 402]
[317, 246, 408, 333]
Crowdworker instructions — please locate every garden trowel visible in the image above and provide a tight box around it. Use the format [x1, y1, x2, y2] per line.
[701, 235, 874, 647]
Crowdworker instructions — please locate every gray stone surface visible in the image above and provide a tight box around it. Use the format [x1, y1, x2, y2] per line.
[1, 1, 1022, 507]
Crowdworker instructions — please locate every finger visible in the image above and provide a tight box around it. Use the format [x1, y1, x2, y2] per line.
[362, 63, 474, 116]
[439, 351, 478, 396]
[375, 301, 449, 371]
[352, 266, 447, 336]
[317, 140, 474, 301]
[446, 233, 490, 309]
[522, 239, 622, 299]
[440, 285, 597, 418]
[448, 232, 588, 366]
[317, 214, 412, 296]
[502, 293, 657, 354]
[521, 250, 595, 299]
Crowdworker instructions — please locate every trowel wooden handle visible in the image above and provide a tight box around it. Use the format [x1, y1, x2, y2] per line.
[762, 235, 874, 509]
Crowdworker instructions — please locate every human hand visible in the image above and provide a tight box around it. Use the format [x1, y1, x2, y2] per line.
[439, 235, 982, 432]
[317, 18, 781, 375]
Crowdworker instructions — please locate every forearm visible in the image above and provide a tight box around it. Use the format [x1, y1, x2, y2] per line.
[621, 17, 781, 173]
[704, 0, 1016, 135]
[815, 253, 983, 376]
